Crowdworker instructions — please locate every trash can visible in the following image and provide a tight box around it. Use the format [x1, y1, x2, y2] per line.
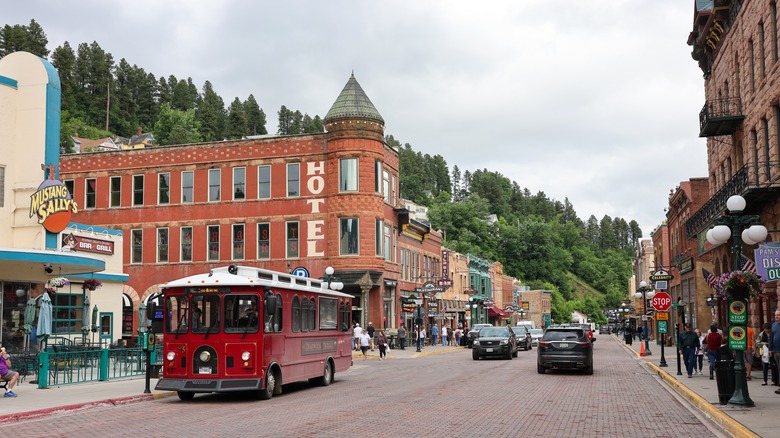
[715, 352, 735, 405]
[624, 333, 633, 345]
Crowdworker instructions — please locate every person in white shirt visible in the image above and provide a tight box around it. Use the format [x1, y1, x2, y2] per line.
[359, 329, 371, 359]
[441, 325, 448, 346]
[353, 323, 362, 351]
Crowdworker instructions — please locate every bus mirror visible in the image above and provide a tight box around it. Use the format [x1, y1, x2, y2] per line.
[264, 294, 277, 316]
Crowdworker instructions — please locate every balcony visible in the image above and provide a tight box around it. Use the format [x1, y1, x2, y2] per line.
[686, 162, 780, 239]
[699, 97, 744, 137]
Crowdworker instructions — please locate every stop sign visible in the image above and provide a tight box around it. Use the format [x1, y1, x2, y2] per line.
[651, 291, 672, 311]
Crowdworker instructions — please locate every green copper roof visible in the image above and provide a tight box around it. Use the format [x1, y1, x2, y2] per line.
[324, 73, 384, 124]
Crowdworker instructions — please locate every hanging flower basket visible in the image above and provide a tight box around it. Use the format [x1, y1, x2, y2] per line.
[82, 278, 103, 291]
[713, 270, 764, 300]
[49, 277, 69, 288]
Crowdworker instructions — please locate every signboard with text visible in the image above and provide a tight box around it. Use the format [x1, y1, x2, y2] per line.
[755, 242, 780, 282]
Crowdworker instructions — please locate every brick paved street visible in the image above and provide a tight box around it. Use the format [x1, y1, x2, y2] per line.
[1, 336, 723, 437]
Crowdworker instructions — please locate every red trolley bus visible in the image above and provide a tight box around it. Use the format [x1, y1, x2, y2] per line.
[154, 265, 353, 400]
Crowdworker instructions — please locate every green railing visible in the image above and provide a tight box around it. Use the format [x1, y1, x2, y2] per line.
[35, 346, 149, 388]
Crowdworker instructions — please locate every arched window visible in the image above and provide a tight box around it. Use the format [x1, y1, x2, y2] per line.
[309, 297, 316, 331]
[273, 293, 283, 332]
[292, 296, 301, 332]
[301, 297, 308, 332]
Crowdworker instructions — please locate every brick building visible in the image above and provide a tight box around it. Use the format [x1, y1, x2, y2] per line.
[59, 74, 442, 332]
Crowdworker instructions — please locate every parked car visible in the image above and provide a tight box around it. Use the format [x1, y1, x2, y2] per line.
[466, 323, 493, 348]
[537, 325, 595, 375]
[510, 325, 533, 350]
[598, 325, 610, 335]
[528, 328, 544, 347]
[472, 326, 517, 360]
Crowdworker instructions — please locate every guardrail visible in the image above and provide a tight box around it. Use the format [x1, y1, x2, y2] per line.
[35, 346, 149, 388]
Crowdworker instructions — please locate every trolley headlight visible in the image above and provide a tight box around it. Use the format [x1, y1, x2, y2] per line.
[199, 351, 211, 362]
[166, 351, 176, 361]
[241, 351, 251, 361]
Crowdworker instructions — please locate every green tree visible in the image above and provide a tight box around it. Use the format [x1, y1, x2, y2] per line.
[0, 19, 49, 57]
[51, 42, 77, 115]
[73, 41, 114, 129]
[154, 103, 201, 145]
[196, 81, 226, 141]
[225, 97, 247, 139]
[243, 94, 267, 135]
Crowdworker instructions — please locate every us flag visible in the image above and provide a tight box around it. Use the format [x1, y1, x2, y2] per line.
[702, 267, 717, 289]
[740, 254, 757, 274]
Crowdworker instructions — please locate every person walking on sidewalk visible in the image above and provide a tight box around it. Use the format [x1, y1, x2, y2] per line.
[431, 324, 439, 347]
[367, 322, 376, 351]
[398, 325, 407, 350]
[359, 329, 371, 360]
[695, 328, 705, 375]
[678, 323, 699, 378]
[353, 322, 362, 351]
[441, 325, 448, 346]
[744, 325, 755, 380]
[769, 310, 780, 393]
[758, 322, 778, 386]
[377, 330, 388, 361]
[703, 324, 724, 380]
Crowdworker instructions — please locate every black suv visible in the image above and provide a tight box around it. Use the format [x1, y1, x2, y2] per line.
[510, 325, 533, 351]
[466, 323, 493, 348]
[472, 326, 517, 360]
[537, 326, 595, 374]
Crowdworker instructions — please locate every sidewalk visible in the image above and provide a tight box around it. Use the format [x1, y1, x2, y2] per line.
[0, 342, 461, 422]
[619, 334, 773, 438]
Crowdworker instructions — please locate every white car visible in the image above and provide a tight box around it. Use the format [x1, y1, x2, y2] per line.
[528, 328, 544, 347]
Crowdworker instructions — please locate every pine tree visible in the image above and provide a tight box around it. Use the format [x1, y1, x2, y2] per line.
[243, 94, 267, 135]
[226, 97, 247, 139]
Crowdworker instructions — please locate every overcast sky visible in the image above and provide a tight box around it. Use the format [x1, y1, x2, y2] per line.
[4, 1, 708, 238]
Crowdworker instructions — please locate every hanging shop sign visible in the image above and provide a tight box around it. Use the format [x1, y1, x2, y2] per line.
[61, 233, 114, 255]
[29, 165, 78, 233]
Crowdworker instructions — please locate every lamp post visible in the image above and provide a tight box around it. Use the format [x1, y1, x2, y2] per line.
[705, 195, 766, 407]
[635, 280, 655, 356]
[517, 309, 527, 322]
[322, 266, 345, 291]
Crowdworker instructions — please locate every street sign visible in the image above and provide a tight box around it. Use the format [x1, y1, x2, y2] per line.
[291, 267, 309, 277]
[728, 325, 747, 350]
[650, 270, 674, 282]
[656, 311, 669, 321]
[651, 292, 672, 311]
[657, 321, 668, 334]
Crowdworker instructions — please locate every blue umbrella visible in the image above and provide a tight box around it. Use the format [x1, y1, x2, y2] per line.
[23, 298, 37, 350]
[37, 292, 53, 347]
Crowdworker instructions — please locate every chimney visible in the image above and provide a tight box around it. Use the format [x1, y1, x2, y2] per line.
[137, 127, 142, 136]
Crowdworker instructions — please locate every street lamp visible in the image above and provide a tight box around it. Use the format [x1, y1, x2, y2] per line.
[635, 280, 655, 356]
[705, 194, 766, 407]
[322, 266, 344, 291]
[517, 309, 527, 321]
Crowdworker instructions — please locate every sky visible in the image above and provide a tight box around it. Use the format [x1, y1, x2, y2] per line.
[3, 1, 708, 238]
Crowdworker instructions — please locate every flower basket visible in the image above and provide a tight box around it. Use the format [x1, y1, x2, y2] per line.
[713, 270, 764, 300]
[82, 278, 102, 291]
[49, 277, 69, 288]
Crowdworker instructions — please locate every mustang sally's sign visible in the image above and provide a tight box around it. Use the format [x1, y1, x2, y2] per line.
[29, 166, 78, 233]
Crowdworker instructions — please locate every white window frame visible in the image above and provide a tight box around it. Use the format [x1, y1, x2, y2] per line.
[258, 222, 271, 260]
[339, 157, 358, 192]
[132, 174, 144, 206]
[258, 165, 271, 199]
[181, 171, 194, 203]
[209, 169, 221, 202]
[232, 223, 245, 260]
[158, 172, 170, 205]
[339, 217, 359, 256]
[109, 176, 121, 208]
[180, 226, 193, 262]
[287, 163, 300, 197]
[233, 167, 246, 201]
[85, 178, 97, 209]
[157, 228, 169, 263]
[131, 229, 143, 264]
[286, 221, 299, 258]
[207, 224, 220, 261]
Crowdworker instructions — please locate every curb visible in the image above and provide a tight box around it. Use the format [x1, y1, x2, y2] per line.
[614, 334, 758, 438]
[0, 391, 176, 423]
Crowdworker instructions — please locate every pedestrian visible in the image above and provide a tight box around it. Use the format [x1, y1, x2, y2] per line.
[757, 322, 778, 386]
[745, 325, 755, 380]
[441, 325, 448, 346]
[770, 310, 780, 394]
[359, 329, 371, 360]
[703, 323, 724, 380]
[377, 330, 388, 360]
[353, 322, 361, 351]
[367, 322, 376, 351]
[454, 327, 462, 346]
[695, 328, 705, 375]
[0, 347, 19, 397]
[398, 325, 407, 350]
[431, 324, 439, 346]
[678, 323, 699, 378]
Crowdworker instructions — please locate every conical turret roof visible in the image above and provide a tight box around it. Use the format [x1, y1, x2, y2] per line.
[324, 73, 384, 124]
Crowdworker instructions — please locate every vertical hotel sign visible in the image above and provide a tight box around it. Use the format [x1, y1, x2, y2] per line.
[29, 164, 78, 233]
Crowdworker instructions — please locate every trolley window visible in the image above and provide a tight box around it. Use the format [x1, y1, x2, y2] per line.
[166, 295, 189, 334]
[192, 294, 220, 334]
[224, 295, 259, 333]
[319, 297, 338, 330]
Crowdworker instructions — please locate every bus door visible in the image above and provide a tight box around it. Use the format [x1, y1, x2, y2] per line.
[263, 292, 285, 358]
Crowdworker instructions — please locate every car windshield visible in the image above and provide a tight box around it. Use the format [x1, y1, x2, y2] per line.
[480, 327, 508, 337]
[472, 325, 491, 332]
[529, 329, 544, 336]
[543, 330, 583, 341]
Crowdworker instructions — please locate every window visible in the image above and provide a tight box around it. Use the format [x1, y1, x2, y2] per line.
[85, 178, 96, 209]
[207, 225, 220, 261]
[376, 219, 383, 256]
[340, 218, 359, 255]
[158, 173, 170, 204]
[132, 175, 144, 206]
[287, 163, 299, 197]
[257, 222, 270, 259]
[391, 174, 397, 206]
[383, 170, 390, 203]
[53, 292, 84, 334]
[181, 227, 193, 262]
[209, 169, 221, 202]
[773, 2, 779, 63]
[258, 165, 271, 199]
[301, 297, 308, 331]
[165, 295, 189, 334]
[375, 160, 382, 193]
[182, 171, 193, 203]
[0, 166, 5, 207]
[191, 294, 220, 334]
[286, 221, 299, 258]
[340, 300, 351, 332]
[384, 224, 392, 261]
[131, 229, 143, 264]
[339, 158, 358, 192]
[233, 224, 245, 260]
[308, 298, 316, 332]
[157, 228, 169, 263]
[292, 296, 301, 332]
[233, 167, 245, 200]
[320, 297, 338, 330]
[268, 293, 282, 333]
[110, 176, 121, 207]
[224, 295, 259, 333]
[64, 180, 74, 200]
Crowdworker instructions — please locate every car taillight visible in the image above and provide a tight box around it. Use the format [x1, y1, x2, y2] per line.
[539, 341, 551, 347]
[576, 340, 591, 346]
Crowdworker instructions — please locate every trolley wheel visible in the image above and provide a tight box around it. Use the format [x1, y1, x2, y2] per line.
[312, 360, 333, 387]
[259, 369, 277, 400]
[177, 391, 195, 401]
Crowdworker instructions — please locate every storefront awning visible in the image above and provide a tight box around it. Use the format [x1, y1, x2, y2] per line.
[0, 248, 105, 281]
[487, 306, 509, 319]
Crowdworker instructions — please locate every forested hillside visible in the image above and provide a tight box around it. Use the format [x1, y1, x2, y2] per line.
[2, 20, 642, 323]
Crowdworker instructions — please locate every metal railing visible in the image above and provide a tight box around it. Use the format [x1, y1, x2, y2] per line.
[35, 346, 148, 388]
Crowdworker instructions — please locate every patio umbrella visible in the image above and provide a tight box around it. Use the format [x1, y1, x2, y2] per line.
[37, 292, 53, 349]
[22, 298, 37, 350]
[91, 305, 99, 345]
[82, 297, 90, 341]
